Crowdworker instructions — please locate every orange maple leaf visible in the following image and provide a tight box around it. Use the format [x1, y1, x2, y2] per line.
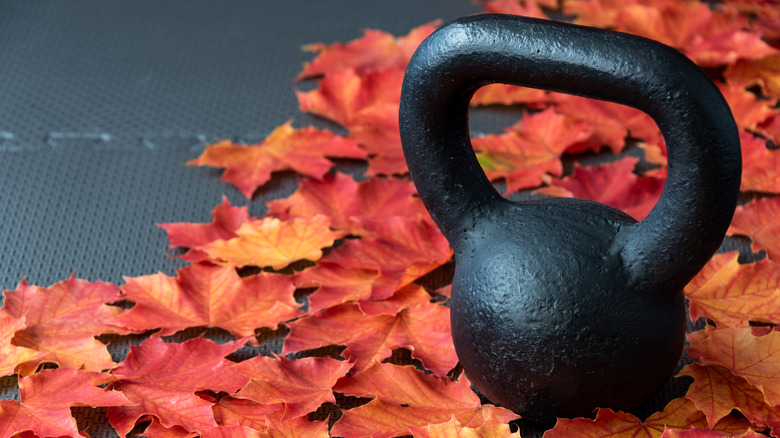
[213, 397, 330, 437]
[728, 196, 780, 262]
[282, 298, 456, 377]
[684, 251, 780, 327]
[536, 156, 665, 221]
[187, 121, 365, 198]
[201, 214, 344, 270]
[470, 83, 549, 106]
[544, 397, 748, 437]
[294, 261, 378, 312]
[107, 336, 250, 437]
[718, 83, 779, 134]
[0, 317, 45, 377]
[679, 362, 780, 430]
[0, 275, 126, 375]
[687, 327, 780, 407]
[0, 368, 133, 438]
[726, 55, 780, 100]
[740, 131, 780, 194]
[158, 196, 249, 263]
[320, 215, 452, 300]
[296, 21, 439, 79]
[550, 93, 660, 154]
[331, 363, 519, 438]
[613, 1, 713, 50]
[111, 264, 301, 344]
[409, 408, 522, 437]
[296, 68, 403, 129]
[232, 355, 352, 420]
[266, 172, 425, 236]
[472, 108, 593, 194]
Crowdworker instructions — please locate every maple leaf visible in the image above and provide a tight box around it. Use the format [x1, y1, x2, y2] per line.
[679, 362, 780, 430]
[187, 121, 365, 198]
[111, 264, 301, 344]
[0, 317, 45, 377]
[687, 327, 780, 407]
[321, 215, 452, 300]
[331, 363, 519, 438]
[282, 298, 457, 377]
[200, 214, 344, 270]
[214, 397, 330, 437]
[296, 68, 403, 129]
[686, 29, 779, 67]
[409, 409, 522, 437]
[470, 83, 549, 106]
[543, 397, 748, 437]
[684, 251, 780, 326]
[727, 196, 780, 262]
[107, 336, 250, 436]
[294, 261, 378, 312]
[718, 83, 778, 134]
[0, 275, 126, 375]
[550, 93, 659, 154]
[726, 55, 780, 100]
[481, 0, 550, 19]
[345, 101, 409, 176]
[536, 156, 665, 221]
[472, 108, 593, 194]
[612, 1, 713, 50]
[0, 368, 133, 438]
[740, 131, 780, 194]
[266, 172, 425, 236]
[158, 196, 249, 263]
[232, 355, 352, 420]
[563, 0, 629, 28]
[296, 21, 439, 79]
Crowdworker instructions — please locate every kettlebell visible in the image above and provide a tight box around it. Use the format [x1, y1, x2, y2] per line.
[399, 15, 741, 422]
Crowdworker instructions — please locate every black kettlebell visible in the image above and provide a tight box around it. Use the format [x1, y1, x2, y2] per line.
[399, 15, 741, 422]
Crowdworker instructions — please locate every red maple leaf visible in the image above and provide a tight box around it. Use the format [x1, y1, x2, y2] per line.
[0, 369, 133, 438]
[296, 21, 439, 79]
[536, 156, 665, 221]
[472, 108, 593, 194]
[187, 121, 365, 198]
[111, 264, 301, 344]
[158, 196, 249, 263]
[0, 276, 127, 375]
[107, 336, 250, 436]
[728, 196, 780, 262]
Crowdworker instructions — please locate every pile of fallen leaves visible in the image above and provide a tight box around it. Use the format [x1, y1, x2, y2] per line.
[2, 0, 780, 436]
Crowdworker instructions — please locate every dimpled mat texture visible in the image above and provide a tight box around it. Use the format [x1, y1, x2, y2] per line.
[0, 1, 727, 437]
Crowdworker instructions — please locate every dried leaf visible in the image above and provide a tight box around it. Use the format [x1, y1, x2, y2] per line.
[233, 355, 352, 420]
[0, 369, 133, 438]
[0, 276, 126, 375]
[687, 327, 780, 406]
[726, 55, 780, 100]
[0, 317, 45, 377]
[112, 264, 301, 343]
[158, 197, 249, 263]
[332, 363, 518, 438]
[728, 196, 780, 262]
[536, 156, 665, 221]
[472, 108, 592, 194]
[294, 262, 378, 312]
[201, 215, 344, 269]
[684, 251, 780, 326]
[679, 362, 780, 429]
[296, 22, 439, 79]
[718, 83, 778, 133]
[266, 172, 424, 235]
[410, 409, 522, 437]
[321, 216, 452, 300]
[740, 131, 780, 194]
[107, 336, 249, 436]
[296, 68, 403, 128]
[686, 29, 779, 67]
[282, 299, 456, 377]
[187, 122, 365, 198]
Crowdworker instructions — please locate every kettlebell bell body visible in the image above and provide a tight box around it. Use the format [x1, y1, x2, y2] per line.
[399, 15, 741, 421]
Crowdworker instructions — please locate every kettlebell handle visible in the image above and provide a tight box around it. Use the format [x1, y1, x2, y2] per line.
[399, 14, 741, 289]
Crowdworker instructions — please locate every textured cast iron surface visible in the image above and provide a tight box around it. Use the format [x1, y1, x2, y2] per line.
[400, 14, 742, 421]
